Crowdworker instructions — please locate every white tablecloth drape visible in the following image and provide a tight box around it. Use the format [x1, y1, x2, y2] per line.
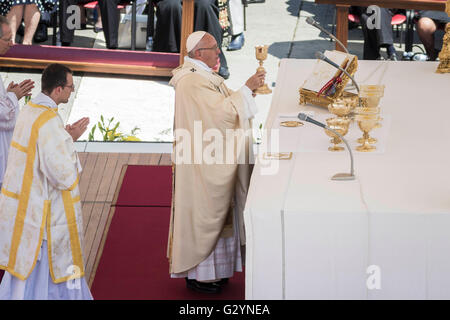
[244, 59, 450, 300]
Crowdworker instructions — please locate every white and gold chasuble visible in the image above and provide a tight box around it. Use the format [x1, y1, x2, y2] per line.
[0, 97, 84, 283]
[168, 59, 253, 274]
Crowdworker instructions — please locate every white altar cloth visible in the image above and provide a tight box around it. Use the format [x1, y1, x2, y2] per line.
[244, 59, 450, 300]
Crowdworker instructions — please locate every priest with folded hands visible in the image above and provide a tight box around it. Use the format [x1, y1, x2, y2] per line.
[0, 63, 91, 300]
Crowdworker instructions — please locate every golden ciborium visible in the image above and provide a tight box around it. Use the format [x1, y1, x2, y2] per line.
[254, 45, 272, 95]
[355, 114, 381, 152]
[324, 117, 351, 152]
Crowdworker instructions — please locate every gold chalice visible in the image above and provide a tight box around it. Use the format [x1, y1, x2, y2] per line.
[324, 117, 351, 152]
[254, 45, 272, 95]
[355, 108, 381, 142]
[355, 114, 380, 152]
[359, 84, 384, 109]
[328, 98, 354, 119]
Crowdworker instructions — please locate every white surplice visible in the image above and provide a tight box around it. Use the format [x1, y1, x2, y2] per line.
[0, 75, 19, 187]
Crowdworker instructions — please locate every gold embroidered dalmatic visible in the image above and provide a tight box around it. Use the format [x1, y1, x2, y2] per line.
[0, 102, 84, 283]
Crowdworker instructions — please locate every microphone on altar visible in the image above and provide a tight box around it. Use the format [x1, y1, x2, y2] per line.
[315, 51, 360, 94]
[298, 113, 355, 181]
[306, 17, 349, 54]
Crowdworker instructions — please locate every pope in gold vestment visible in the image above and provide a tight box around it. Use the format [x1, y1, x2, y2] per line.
[167, 58, 254, 276]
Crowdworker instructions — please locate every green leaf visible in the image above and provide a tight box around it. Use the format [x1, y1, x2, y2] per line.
[90, 115, 141, 141]
[131, 126, 140, 135]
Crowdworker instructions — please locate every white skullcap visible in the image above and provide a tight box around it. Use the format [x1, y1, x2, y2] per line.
[186, 31, 206, 53]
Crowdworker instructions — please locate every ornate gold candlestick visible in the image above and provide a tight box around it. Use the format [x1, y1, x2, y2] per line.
[254, 45, 272, 95]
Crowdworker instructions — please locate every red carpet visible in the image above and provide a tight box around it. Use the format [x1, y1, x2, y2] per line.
[90, 165, 244, 300]
[114, 165, 172, 207]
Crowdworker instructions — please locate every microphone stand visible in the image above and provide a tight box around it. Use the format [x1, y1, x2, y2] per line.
[315, 51, 361, 109]
[337, 66, 360, 94]
[306, 17, 349, 54]
[325, 126, 355, 181]
[316, 52, 360, 94]
[306, 19, 360, 103]
[341, 69, 360, 97]
[298, 113, 355, 181]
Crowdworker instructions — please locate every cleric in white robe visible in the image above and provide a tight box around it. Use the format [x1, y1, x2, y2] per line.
[167, 31, 266, 294]
[0, 63, 91, 300]
[0, 16, 34, 190]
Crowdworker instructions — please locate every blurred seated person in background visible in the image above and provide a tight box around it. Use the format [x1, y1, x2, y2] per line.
[93, 5, 102, 33]
[33, 12, 51, 43]
[1, 0, 57, 45]
[416, 10, 450, 61]
[97, 0, 130, 50]
[58, 0, 101, 46]
[153, 0, 230, 79]
[227, 0, 244, 51]
[350, 6, 402, 60]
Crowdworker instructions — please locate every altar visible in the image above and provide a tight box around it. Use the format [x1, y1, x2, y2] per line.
[244, 59, 450, 299]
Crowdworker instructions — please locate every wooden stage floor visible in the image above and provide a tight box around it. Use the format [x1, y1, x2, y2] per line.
[77, 152, 171, 286]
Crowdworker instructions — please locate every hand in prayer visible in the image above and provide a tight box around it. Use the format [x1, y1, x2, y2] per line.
[65, 117, 90, 141]
[7, 79, 35, 100]
[245, 70, 266, 92]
